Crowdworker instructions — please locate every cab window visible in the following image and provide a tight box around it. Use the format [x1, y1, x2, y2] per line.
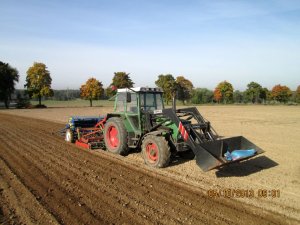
[126, 93, 138, 113]
[115, 92, 126, 112]
[140, 93, 163, 111]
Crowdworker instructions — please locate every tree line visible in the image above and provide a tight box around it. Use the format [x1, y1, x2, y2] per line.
[1, 60, 300, 108]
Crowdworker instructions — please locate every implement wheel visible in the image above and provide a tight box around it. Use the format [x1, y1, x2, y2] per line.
[65, 129, 75, 143]
[104, 117, 128, 155]
[141, 135, 171, 168]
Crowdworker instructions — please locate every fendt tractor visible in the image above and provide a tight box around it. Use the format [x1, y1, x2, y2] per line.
[62, 87, 264, 171]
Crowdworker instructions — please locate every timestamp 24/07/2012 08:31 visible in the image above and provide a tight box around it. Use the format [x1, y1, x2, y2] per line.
[207, 188, 281, 198]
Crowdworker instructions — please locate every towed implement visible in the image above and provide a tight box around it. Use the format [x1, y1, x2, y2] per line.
[63, 87, 264, 171]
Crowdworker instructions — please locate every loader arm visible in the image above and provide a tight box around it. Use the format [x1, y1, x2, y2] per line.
[162, 108, 264, 171]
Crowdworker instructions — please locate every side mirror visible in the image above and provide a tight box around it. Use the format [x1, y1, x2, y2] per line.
[126, 92, 131, 102]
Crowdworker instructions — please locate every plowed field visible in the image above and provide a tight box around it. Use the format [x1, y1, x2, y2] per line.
[1, 106, 299, 224]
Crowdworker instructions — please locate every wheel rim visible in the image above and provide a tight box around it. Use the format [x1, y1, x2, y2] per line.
[106, 125, 119, 148]
[146, 142, 159, 163]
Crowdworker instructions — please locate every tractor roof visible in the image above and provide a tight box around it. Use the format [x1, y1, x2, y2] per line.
[117, 87, 163, 93]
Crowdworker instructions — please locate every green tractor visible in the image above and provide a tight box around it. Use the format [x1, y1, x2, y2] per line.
[64, 87, 264, 171]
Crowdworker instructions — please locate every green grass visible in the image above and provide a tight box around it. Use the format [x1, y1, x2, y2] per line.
[29, 99, 245, 108]
[31, 99, 195, 108]
[30, 99, 298, 108]
[30, 99, 114, 107]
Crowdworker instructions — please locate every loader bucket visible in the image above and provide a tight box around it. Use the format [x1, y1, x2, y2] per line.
[162, 108, 265, 172]
[194, 136, 264, 171]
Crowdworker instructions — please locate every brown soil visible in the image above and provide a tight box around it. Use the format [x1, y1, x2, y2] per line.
[0, 113, 296, 225]
[1, 105, 300, 224]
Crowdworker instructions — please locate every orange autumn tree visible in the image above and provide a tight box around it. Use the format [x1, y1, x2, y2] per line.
[213, 88, 222, 103]
[271, 84, 292, 103]
[214, 81, 234, 104]
[80, 77, 104, 107]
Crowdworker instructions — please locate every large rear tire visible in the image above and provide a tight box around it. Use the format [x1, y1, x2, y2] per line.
[104, 117, 129, 155]
[141, 135, 171, 168]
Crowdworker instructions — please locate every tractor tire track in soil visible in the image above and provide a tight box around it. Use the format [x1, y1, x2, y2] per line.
[0, 113, 295, 224]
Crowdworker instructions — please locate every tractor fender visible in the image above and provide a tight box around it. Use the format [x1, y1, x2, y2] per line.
[141, 130, 165, 141]
[106, 113, 121, 120]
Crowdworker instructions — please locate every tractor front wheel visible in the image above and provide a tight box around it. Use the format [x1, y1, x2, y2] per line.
[141, 135, 171, 168]
[104, 117, 129, 155]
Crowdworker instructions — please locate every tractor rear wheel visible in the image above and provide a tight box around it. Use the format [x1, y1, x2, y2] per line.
[104, 117, 129, 155]
[141, 135, 171, 168]
[65, 129, 75, 143]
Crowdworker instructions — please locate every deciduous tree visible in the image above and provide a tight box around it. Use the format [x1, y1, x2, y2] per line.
[214, 81, 234, 104]
[155, 74, 177, 104]
[110, 72, 134, 89]
[25, 62, 53, 106]
[80, 77, 104, 107]
[191, 88, 213, 104]
[176, 76, 194, 104]
[105, 87, 114, 98]
[245, 81, 262, 103]
[296, 85, 300, 103]
[271, 84, 292, 103]
[213, 88, 222, 103]
[0, 61, 19, 108]
[259, 87, 270, 103]
[233, 90, 244, 103]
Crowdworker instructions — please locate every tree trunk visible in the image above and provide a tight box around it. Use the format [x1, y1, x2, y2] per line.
[38, 95, 42, 106]
[90, 99, 92, 107]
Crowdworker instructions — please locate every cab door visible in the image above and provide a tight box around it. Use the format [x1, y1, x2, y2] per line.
[126, 92, 141, 132]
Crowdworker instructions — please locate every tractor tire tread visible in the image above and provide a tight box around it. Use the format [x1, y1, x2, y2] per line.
[104, 117, 129, 156]
[142, 135, 171, 168]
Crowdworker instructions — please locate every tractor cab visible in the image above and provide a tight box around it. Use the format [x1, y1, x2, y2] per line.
[112, 87, 165, 147]
[114, 87, 164, 113]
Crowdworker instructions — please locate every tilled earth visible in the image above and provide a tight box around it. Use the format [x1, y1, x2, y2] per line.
[0, 113, 296, 224]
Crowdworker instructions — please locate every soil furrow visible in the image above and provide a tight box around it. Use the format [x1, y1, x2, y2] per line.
[0, 127, 147, 224]
[0, 113, 294, 225]
[1, 117, 245, 224]
[0, 158, 59, 225]
[0, 140, 110, 225]
[0, 116, 209, 224]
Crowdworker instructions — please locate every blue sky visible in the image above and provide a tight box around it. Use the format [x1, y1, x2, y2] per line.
[1, 0, 299, 90]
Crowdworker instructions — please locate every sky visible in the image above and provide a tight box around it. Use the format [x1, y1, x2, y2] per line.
[1, 0, 300, 90]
